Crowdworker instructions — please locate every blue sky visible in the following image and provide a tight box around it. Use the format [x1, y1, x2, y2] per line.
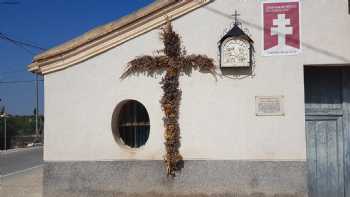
[0, 0, 154, 115]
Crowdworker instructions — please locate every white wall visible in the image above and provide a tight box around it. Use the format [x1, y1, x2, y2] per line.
[43, 0, 350, 161]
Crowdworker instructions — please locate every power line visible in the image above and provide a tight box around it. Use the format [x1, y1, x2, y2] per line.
[0, 1, 20, 5]
[0, 34, 36, 55]
[0, 69, 27, 75]
[0, 33, 46, 50]
[0, 32, 46, 55]
[0, 79, 44, 84]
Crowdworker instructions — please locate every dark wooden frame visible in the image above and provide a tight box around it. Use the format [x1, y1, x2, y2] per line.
[117, 100, 150, 148]
[305, 67, 350, 197]
[342, 69, 350, 197]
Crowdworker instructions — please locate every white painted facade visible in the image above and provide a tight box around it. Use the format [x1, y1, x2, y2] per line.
[43, 0, 350, 162]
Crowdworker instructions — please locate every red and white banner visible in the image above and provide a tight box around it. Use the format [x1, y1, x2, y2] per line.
[262, 0, 301, 56]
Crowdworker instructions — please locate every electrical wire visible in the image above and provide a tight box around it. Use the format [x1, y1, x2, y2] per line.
[0, 32, 46, 56]
[0, 69, 27, 75]
[0, 32, 45, 51]
[0, 1, 20, 5]
[0, 33, 46, 84]
[0, 79, 44, 84]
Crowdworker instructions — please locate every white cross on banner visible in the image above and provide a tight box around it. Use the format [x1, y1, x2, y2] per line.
[262, 0, 301, 56]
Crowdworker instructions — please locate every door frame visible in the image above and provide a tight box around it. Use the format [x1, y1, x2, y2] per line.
[304, 67, 350, 196]
[341, 69, 350, 196]
[305, 115, 344, 197]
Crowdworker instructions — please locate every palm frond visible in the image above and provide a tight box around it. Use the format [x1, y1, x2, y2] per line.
[180, 54, 215, 74]
[121, 55, 168, 78]
[160, 20, 182, 58]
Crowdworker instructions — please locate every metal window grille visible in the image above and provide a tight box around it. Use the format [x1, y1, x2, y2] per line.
[118, 101, 150, 148]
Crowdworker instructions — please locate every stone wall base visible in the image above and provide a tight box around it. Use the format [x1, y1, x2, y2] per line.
[44, 160, 307, 197]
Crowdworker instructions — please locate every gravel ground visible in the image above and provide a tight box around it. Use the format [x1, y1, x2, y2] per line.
[0, 165, 43, 197]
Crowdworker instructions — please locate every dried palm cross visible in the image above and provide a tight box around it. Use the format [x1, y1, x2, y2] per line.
[121, 21, 215, 177]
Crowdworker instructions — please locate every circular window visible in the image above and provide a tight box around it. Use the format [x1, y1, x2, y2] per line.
[112, 100, 150, 148]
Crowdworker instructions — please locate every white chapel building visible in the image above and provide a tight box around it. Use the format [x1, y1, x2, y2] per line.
[28, 0, 350, 196]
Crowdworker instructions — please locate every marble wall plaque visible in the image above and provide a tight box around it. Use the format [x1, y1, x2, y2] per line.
[256, 96, 285, 116]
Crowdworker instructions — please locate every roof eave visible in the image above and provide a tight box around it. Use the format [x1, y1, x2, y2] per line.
[29, 0, 212, 75]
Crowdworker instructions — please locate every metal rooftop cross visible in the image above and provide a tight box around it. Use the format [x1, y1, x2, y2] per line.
[232, 10, 240, 25]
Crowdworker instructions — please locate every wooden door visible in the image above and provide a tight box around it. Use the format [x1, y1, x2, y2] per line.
[304, 67, 348, 197]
